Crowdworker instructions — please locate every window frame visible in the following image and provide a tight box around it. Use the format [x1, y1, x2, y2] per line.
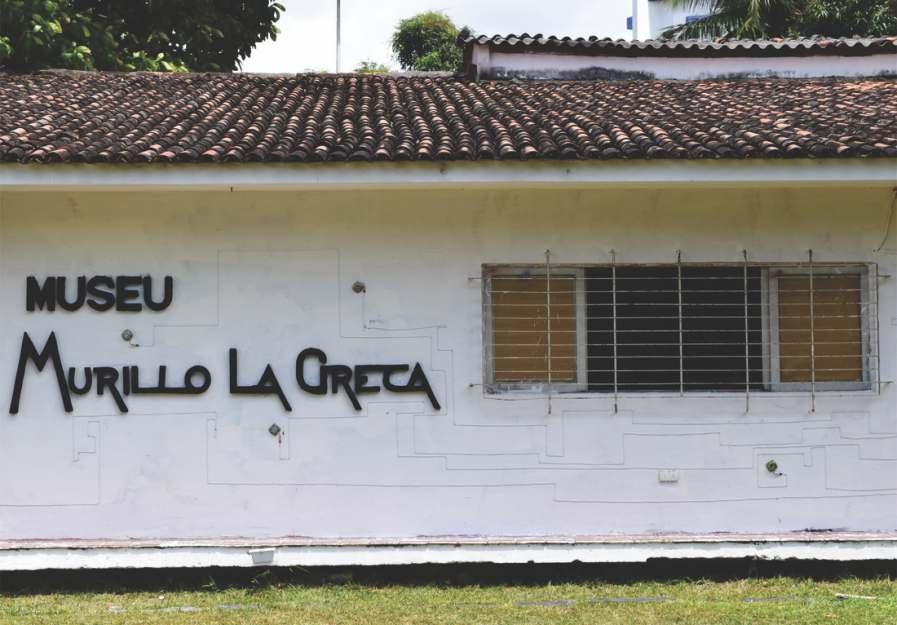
[483, 262, 877, 396]
[483, 265, 588, 394]
[766, 264, 874, 392]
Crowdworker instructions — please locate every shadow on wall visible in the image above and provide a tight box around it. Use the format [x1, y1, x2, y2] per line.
[0, 559, 895, 593]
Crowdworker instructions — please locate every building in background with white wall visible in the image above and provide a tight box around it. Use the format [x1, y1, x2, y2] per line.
[630, 0, 712, 39]
[460, 32, 897, 80]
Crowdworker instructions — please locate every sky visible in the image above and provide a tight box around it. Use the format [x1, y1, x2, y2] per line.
[241, 0, 633, 73]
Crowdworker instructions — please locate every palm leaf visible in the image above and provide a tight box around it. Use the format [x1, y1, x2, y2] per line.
[660, 0, 796, 39]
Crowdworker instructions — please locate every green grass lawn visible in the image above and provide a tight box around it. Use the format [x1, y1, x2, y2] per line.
[1, 577, 896, 625]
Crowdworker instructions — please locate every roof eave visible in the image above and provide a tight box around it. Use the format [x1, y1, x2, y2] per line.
[1, 159, 894, 191]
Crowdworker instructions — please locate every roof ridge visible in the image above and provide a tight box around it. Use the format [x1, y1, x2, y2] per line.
[460, 32, 897, 44]
[12, 69, 457, 79]
[3, 71, 893, 83]
[457, 33, 897, 57]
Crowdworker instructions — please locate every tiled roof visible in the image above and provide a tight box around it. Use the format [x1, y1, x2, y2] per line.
[1, 71, 896, 164]
[460, 32, 897, 57]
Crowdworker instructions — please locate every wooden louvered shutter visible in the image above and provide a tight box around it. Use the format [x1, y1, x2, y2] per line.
[491, 275, 578, 384]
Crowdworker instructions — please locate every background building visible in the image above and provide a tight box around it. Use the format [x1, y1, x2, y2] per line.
[630, 0, 711, 39]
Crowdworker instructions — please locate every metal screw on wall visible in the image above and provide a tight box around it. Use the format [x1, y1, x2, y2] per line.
[121, 329, 134, 342]
[352, 281, 366, 294]
[268, 424, 282, 437]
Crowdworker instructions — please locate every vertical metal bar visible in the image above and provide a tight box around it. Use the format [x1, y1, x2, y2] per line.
[808, 249, 816, 413]
[611, 249, 619, 414]
[743, 250, 750, 413]
[545, 249, 552, 414]
[677, 250, 684, 397]
[759, 268, 771, 390]
[875, 263, 881, 394]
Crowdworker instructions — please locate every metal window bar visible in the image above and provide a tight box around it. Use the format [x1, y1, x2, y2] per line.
[808, 250, 816, 412]
[743, 250, 750, 412]
[611, 251, 619, 412]
[677, 251, 684, 397]
[545, 249, 552, 413]
[874, 262, 882, 394]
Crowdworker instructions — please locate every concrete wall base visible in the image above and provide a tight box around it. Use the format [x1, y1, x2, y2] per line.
[2, 533, 895, 570]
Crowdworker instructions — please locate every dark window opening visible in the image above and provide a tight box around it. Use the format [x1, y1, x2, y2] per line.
[586, 266, 763, 392]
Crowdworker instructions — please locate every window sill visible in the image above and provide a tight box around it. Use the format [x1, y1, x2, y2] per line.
[482, 389, 880, 400]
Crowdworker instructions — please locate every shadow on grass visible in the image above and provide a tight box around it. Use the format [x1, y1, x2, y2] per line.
[0, 558, 894, 595]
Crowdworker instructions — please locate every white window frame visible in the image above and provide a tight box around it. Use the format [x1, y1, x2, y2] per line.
[483, 265, 587, 393]
[766, 264, 874, 392]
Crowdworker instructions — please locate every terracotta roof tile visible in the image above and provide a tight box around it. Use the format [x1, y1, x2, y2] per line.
[1, 71, 896, 164]
[460, 33, 897, 57]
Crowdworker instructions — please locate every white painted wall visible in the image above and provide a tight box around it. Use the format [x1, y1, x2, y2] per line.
[631, 0, 652, 40]
[472, 45, 897, 79]
[644, 0, 712, 38]
[0, 184, 894, 545]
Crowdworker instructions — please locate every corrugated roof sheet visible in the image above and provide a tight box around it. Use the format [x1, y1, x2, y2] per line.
[460, 32, 897, 57]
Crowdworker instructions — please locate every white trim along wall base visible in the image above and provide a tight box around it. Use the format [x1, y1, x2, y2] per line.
[2, 534, 896, 570]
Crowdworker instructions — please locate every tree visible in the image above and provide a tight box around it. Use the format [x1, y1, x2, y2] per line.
[797, 0, 897, 36]
[662, 1, 794, 39]
[662, 0, 897, 39]
[391, 11, 462, 72]
[354, 60, 389, 74]
[0, 0, 284, 72]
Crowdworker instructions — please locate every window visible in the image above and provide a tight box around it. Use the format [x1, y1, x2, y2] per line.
[484, 267, 586, 391]
[767, 267, 872, 391]
[484, 263, 876, 394]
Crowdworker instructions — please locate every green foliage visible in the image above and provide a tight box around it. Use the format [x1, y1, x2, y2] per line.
[0, 0, 284, 71]
[661, 0, 795, 39]
[798, 0, 897, 36]
[0, 578, 896, 624]
[354, 60, 389, 74]
[0, 1, 96, 70]
[662, 0, 897, 39]
[391, 11, 462, 72]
